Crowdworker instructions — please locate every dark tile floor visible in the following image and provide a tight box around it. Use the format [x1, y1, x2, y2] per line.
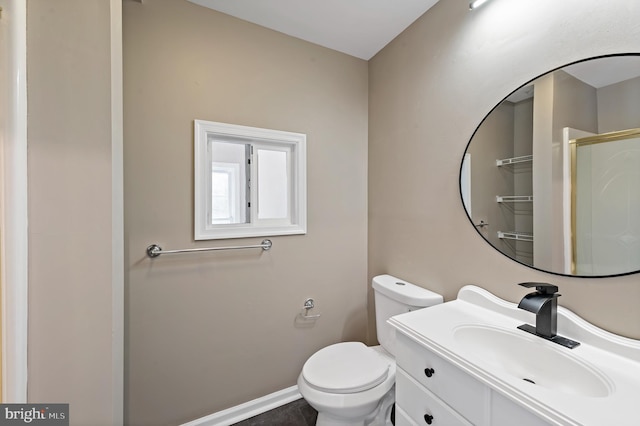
[232, 398, 317, 426]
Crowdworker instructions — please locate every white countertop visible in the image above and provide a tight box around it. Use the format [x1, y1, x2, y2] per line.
[388, 285, 640, 426]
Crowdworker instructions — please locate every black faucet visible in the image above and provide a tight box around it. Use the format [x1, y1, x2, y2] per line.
[516, 282, 580, 349]
[517, 282, 559, 338]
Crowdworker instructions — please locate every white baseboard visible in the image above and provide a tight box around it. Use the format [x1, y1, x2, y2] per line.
[181, 385, 302, 426]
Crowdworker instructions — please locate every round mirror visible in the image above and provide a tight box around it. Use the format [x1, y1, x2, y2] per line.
[461, 54, 640, 277]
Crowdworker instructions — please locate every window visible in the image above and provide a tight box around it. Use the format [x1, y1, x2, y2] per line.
[211, 162, 241, 224]
[194, 120, 306, 240]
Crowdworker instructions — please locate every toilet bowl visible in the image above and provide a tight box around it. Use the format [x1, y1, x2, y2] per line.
[298, 343, 395, 426]
[298, 275, 443, 426]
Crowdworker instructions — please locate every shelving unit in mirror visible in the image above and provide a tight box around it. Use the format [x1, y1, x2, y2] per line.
[495, 155, 534, 265]
[495, 155, 533, 167]
[495, 195, 533, 203]
[497, 231, 533, 242]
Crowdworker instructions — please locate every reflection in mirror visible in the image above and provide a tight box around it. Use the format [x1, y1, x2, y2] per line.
[461, 54, 640, 277]
[572, 129, 640, 275]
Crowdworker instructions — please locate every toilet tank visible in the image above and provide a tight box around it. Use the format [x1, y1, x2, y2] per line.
[372, 274, 443, 355]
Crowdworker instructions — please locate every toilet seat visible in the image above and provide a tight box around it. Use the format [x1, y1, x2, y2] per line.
[302, 342, 390, 394]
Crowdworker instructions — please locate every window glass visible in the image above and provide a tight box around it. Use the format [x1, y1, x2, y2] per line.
[257, 148, 289, 220]
[211, 163, 242, 224]
[209, 140, 248, 224]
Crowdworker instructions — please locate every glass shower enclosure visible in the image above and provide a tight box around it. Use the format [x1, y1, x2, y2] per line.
[571, 128, 640, 275]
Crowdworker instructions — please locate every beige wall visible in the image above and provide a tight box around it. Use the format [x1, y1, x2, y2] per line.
[123, 1, 368, 425]
[24, 0, 640, 424]
[549, 71, 598, 272]
[513, 98, 534, 264]
[533, 71, 598, 273]
[531, 75, 554, 271]
[467, 103, 514, 253]
[369, 0, 640, 340]
[27, 1, 117, 425]
[598, 75, 640, 133]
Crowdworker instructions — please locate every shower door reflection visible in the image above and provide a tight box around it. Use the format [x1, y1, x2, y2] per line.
[572, 129, 640, 275]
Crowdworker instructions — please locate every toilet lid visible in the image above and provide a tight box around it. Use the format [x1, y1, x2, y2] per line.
[302, 342, 390, 394]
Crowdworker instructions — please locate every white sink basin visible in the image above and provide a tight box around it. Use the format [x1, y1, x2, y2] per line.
[388, 285, 640, 426]
[453, 324, 612, 397]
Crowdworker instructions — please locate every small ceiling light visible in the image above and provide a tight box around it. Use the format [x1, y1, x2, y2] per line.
[469, 0, 490, 10]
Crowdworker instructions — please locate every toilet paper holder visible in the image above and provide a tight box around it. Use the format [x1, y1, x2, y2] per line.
[301, 298, 321, 320]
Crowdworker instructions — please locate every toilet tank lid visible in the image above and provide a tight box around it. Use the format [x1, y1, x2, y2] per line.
[372, 274, 443, 307]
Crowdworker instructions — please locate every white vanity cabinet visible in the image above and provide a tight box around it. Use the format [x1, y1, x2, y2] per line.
[394, 332, 549, 426]
[389, 285, 640, 426]
[395, 369, 472, 426]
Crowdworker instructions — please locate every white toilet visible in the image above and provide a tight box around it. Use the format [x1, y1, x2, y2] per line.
[297, 274, 443, 426]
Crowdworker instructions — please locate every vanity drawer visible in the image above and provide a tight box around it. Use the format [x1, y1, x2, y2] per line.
[394, 405, 417, 426]
[395, 332, 487, 424]
[490, 391, 551, 426]
[396, 368, 473, 426]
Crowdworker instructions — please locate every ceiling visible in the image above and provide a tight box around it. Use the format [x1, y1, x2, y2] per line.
[187, 0, 441, 60]
[563, 56, 640, 89]
[507, 56, 640, 103]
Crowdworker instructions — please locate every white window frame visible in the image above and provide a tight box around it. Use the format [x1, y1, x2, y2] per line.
[194, 120, 307, 240]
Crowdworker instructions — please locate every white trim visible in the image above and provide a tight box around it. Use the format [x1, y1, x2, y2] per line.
[1, 0, 28, 403]
[562, 128, 572, 276]
[181, 385, 302, 426]
[110, 0, 124, 423]
[461, 153, 471, 217]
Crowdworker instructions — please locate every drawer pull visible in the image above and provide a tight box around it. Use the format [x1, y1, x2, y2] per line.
[424, 414, 434, 424]
[424, 368, 435, 378]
